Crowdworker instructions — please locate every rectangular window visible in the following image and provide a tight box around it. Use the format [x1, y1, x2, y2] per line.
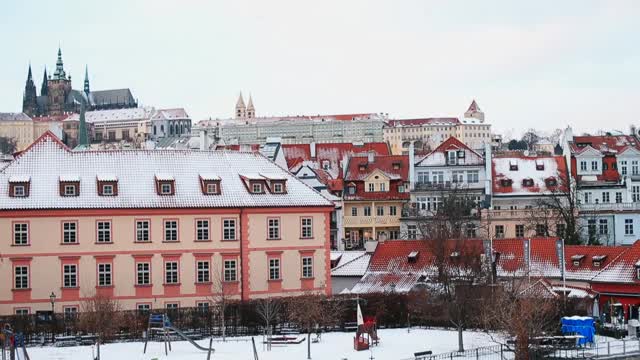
[164, 261, 179, 284]
[62, 221, 77, 244]
[223, 219, 236, 240]
[495, 225, 505, 239]
[625, 219, 634, 235]
[301, 217, 313, 238]
[196, 261, 210, 283]
[368, 183, 375, 192]
[302, 257, 313, 278]
[452, 171, 464, 183]
[64, 185, 77, 196]
[535, 224, 547, 236]
[620, 161, 628, 175]
[389, 206, 397, 216]
[102, 184, 114, 196]
[591, 161, 598, 171]
[376, 206, 384, 216]
[137, 263, 150, 285]
[13, 223, 28, 245]
[136, 220, 150, 242]
[602, 192, 610, 203]
[96, 221, 111, 243]
[417, 171, 429, 184]
[407, 225, 417, 239]
[166, 303, 179, 310]
[379, 183, 386, 192]
[269, 258, 281, 280]
[364, 206, 371, 216]
[206, 183, 218, 194]
[515, 224, 525, 238]
[465, 224, 476, 238]
[389, 230, 399, 239]
[351, 207, 358, 216]
[137, 303, 151, 312]
[467, 170, 479, 183]
[273, 183, 284, 193]
[15, 309, 28, 316]
[556, 223, 566, 237]
[616, 192, 623, 203]
[13, 185, 26, 197]
[252, 183, 263, 193]
[97, 263, 112, 286]
[268, 218, 280, 239]
[14, 266, 28, 289]
[164, 220, 178, 242]
[633, 186, 640, 202]
[196, 219, 210, 241]
[223, 260, 237, 282]
[161, 183, 172, 194]
[583, 192, 592, 204]
[432, 171, 444, 184]
[633, 161, 639, 175]
[63, 264, 78, 288]
[580, 161, 587, 171]
[197, 302, 210, 313]
[598, 219, 608, 235]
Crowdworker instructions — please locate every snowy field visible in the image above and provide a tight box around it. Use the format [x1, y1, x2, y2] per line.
[27, 328, 504, 360]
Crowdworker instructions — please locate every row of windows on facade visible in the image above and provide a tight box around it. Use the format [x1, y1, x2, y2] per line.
[582, 188, 640, 204]
[346, 183, 407, 195]
[585, 218, 637, 236]
[578, 159, 639, 175]
[349, 205, 398, 217]
[14, 300, 217, 316]
[499, 177, 557, 188]
[11, 217, 314, 245]
[406, 224, 478, 239]
[8, 177, 287, 198]
[12, 256, 314, 291]
[493, 223, 566, 238]
[416, 170, 480, 185]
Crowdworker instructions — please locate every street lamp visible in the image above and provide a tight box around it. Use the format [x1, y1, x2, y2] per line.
[50, 291, 56, 343]
[49, 292, 56, 313]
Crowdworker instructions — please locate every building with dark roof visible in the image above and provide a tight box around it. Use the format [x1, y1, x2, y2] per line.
[22, 48, 138, 117]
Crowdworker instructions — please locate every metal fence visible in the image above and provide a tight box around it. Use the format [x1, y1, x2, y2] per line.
[403, 339, 640, 360]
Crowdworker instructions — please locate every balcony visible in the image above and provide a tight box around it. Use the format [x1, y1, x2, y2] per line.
[343, 215, 400, 227]
[485, 209, 532, 219]
[413, 181, 483, 191]
[580, 202, 640, 212]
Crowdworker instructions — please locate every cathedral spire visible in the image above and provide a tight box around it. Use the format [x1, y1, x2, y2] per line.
[246, 94, 255, 118]
[41, 68, 48, 96]
[235, 92, 246, 118]
[53, 47, 67, 80]
[22, 64, 38, 116]
[84, 65, 90, 95]
[27, 63, 33, 82]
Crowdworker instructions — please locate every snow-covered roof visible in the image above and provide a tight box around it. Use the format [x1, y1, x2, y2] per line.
[60, 174, 80, 182]
[96, 174, 118, 182]
[0, 132, 332, 209]
[492, 155, 567, 196]
[261, 173, 287, 181]
[240, 173, 265, 181]
[155, 174, 175, 181]
[66, 107, 153, 123]
[331, 252, 372, 277]
[199, 173, 221, 181]
[8, 175, 30, 183]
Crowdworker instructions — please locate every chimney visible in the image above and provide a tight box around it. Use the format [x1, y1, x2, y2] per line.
[310, 142, 316, 158]
[367, 151, 375, 163]
[199, 129, 208, 151]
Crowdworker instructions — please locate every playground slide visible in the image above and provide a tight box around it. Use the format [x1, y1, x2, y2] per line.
[166, 326, 213, 352]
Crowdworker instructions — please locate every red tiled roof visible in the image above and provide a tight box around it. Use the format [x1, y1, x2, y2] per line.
[387, 117, 460, 127]
[591, 241, 640, 284]
[564, 245, 628, 281]
[31, 114, 71, 122]
[492, 154, 568, 195]
[492, 238, 561, 278]
[344, 155, 410, 200]
[282, 142, 390, 172]
[570, 135, 640, 154]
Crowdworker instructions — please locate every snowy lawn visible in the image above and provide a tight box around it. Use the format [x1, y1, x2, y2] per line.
[27, 328, 504, 360]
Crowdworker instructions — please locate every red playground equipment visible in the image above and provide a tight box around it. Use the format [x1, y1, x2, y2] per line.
[354, 315, 379, 351]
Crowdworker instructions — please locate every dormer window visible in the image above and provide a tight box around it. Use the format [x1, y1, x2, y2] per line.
[536, 160, 545, 171]
[509, 160, 518, 171]
[392, 162, 401, 170]
[450, 251, 460, 259]
[500, 179, 513, 187]
[155, 174, 175, 195]
[60, 176, 80, 197]
[359, 164, 366, 171]
[322, 160, 330, 170]
[199, 174, 221, 195]
[97, 175, 118, 196]
[348, 185, 356, 195]
[272, 182, 284, 193]
[522, 178, 534, 187]
[457, 150, 465, 159]
[545, 177, 557, 187]
[408, 251, 419, 263]
[571, 254, 584, 267]
[636, 266, 640, 281]
[9, 176, 30, 198]
[592, 255, 606, 267]
[252, 182, 263, 193]
[447, 151, 457, 165]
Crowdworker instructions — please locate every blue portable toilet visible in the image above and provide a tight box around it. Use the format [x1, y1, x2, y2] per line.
[561, 316, 595, 345]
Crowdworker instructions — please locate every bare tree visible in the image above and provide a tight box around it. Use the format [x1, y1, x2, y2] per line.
[287, 294, 345, 359]
[208, 270, 235, 341]
[0, 136, 16, 154]
[79, 292, 122, 342]
[255, 298, 282, 351]
[481, 277, 560, 360]
[521, 129, 541, 151]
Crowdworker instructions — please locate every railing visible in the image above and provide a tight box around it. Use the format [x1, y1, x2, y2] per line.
[486, 209, 533, 219]
[414, 181, 483, 191]
[580, 202, 640, 212]
[343, 215, 400, 227]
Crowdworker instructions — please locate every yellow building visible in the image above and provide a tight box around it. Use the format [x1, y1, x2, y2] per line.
[0, 113, 65, 151]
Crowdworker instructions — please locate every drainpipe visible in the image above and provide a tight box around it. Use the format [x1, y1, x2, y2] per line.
[239, 208, 245, 301]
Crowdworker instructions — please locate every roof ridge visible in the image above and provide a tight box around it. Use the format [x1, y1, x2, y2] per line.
[332, 252, 367, 271]
[588, 244, 634, 281]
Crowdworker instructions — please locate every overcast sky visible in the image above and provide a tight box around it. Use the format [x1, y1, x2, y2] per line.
[1, 0, 638, 137]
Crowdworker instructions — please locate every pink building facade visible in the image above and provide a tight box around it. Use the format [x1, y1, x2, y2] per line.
[0, 133, 333, 315]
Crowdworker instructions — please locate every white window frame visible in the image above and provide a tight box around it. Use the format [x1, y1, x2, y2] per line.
[368, 183, 375, 192]
[269, 258, 281, 280]
[97, 263, 112, 287]
[196, 219, 210, 241]
[164, 261, 179, 284]
[268, 218, 280, 239]
[625, 219, 634, 235]
[302, 256, 313, 279]
[376, 206, 384, 216]
[273, 183, 283, 193]
[63, 264, 78, 288]
[351, 207, 358, 216]
[96, 221, 111, 243]
[223, 260, 237, 282]
[301, 217, 313, 238]
[64, 184, 77, 196]
[196, 260, 210, 283]
[136, 220, 150, 242]
[13, 223, 28, 245]
[14, 266, 29, 289]
[164, 220, 178, 242]
[13, 185, 25, 197]
[206, 183, 218, 194]
[137, 262, 150, 285]
[160, 183, 172, 194]
[252, 183, 263, 193]
[389, 206, 397, 216]
[223, 219, 236, 240]
[102, 184, 114, 196]
[63, 221, 77, 244]
[364, 206, 371, 216]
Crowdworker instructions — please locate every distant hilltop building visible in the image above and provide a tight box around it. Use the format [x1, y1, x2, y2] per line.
[235, 92, 255, 119]
[22, 48, 138, 117]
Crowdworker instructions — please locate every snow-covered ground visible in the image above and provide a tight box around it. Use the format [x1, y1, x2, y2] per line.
[27, 328, 504, 360]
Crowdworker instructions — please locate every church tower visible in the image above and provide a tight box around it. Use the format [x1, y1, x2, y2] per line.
[84, 65, 90, 95]
[41, 68, 48, 96]
[22, 64, 38, 116]
[464, 99, 485, 122]
[47, 48, 73, 116]
[246, 95, 255, 118]
[235, 92, 246, 118]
